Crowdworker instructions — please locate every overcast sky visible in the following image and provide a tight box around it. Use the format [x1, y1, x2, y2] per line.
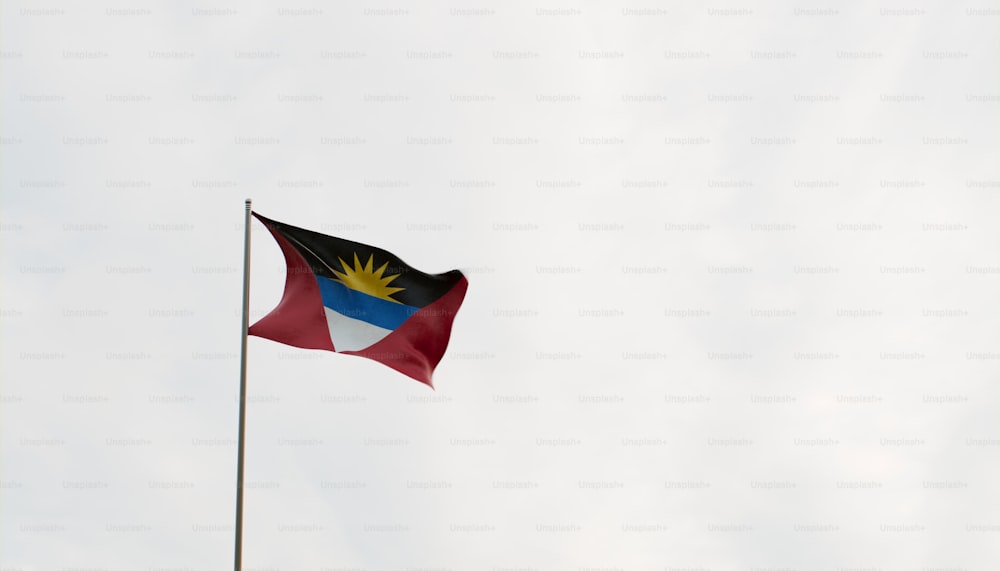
[2, 1, 998, 570]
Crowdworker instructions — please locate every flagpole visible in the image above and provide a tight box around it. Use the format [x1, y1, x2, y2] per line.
[235, 198, 252, 571]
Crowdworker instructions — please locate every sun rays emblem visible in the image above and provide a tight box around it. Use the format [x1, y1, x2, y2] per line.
[332, 252, 405, 303]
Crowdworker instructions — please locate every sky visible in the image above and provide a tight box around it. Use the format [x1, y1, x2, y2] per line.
[1, 1, 999, 570]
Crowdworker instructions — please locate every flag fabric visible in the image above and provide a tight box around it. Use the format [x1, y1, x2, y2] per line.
[249, 212, 468, 387]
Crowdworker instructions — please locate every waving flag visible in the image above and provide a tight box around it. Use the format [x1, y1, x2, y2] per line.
[249, 212, 468, 387]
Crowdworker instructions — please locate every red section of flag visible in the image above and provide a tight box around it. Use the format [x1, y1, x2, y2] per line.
[248, 215, 335, 351]
[343, 276, 468, 388]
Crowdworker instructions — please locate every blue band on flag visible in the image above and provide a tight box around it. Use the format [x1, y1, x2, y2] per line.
[315, 275, 420, 330]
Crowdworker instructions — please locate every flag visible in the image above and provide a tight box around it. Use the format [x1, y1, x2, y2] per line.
[249, 212, 468, 387]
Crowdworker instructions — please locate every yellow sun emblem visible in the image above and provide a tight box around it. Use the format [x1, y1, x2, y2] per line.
[332, 252, 405, 303]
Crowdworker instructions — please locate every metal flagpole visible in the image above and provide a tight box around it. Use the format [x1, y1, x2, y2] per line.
[235, 198, 252, 571]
